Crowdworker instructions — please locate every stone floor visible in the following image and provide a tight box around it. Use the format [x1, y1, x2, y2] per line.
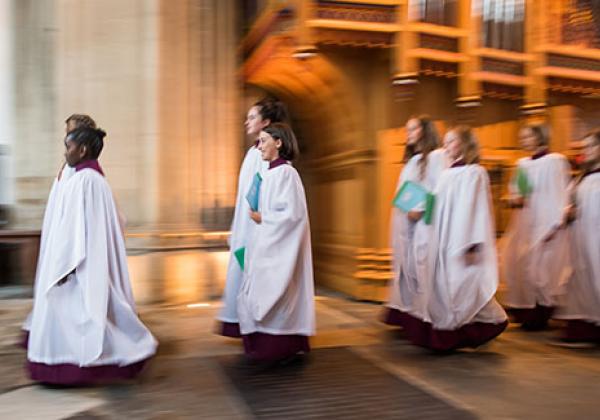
[1, 250, 600, 419]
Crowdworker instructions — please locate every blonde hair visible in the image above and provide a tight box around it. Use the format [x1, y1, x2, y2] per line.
[452, 125, 480, 164]
[522, 122, 550, 148]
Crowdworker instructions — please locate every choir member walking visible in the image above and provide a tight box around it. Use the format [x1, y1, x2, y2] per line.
[502, 123, 572, 330]
[237, 123, 315, 362]
[25, 127, 157, 385]
[383, 115, 448, 331]
[554, 130, 600, 346]
[404, 126, 508, 351]
[216, 97, 289, 338]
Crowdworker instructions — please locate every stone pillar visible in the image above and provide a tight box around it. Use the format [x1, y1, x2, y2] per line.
[456, 0, 482, 124]
[157, 0, 240, 231]
[8, 0, 240, 239]
[56, 0, 161, 228]
[12, 0, 60, 227]
[0, 0, 15, 215]
[391, 2, 419, 101]
[522, 0, 548, 122]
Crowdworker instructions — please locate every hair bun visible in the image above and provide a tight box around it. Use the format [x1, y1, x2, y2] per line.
[95, 128, 107, 140]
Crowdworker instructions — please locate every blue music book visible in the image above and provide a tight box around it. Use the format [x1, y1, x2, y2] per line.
[246, 172, 263, 211]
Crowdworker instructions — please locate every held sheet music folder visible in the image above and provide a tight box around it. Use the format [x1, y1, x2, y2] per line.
[516, 167, 533, 196]
[234, 247, 245, 270]
[392, 180, 435, 225]
[246, 172, 263, 212]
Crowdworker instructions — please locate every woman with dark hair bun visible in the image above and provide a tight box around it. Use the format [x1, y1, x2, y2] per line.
[24, 127, 158, 385]
[502, 122, 572, 331]
[216, 96, 289, 338]
[237, 123, 315, 363]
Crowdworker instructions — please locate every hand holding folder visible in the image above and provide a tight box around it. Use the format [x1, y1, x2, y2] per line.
[392, 180, 435, 225]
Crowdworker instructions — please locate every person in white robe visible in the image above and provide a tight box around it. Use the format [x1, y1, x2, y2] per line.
[383, 116, 449, 329]
[25, 127, 157, 385]
[554, 129, 600, 344]
[216, 97, 288, 338]
[237, 123, 315, 362]
[410, 126, 507, 351]
[501, 123, 572, 330]
[20, 114, 97, 345]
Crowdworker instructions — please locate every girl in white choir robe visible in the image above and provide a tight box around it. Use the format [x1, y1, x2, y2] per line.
[413, 126, 508, 351]
[20, 114, 97, 346]
[554, 130, 600, 345]
[383, 115, 449, 329]
[216, 97, 288, 338]
[237, 123, 315, 362]
[25, 127, 157, 385]
[501, 123, 572, 330]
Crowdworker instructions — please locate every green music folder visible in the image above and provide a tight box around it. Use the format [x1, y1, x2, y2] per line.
[234, 247, 245, 270]
[516, 167, 533, 196]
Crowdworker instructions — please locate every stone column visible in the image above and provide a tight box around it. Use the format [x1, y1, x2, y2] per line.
[11, 0, 59, 227]
[56, 0, 161, 228]
[8, 0, 241, 239]
[456, 0, 482, 124]
[0, 0, 15, 214]
[521, 0, 549, 122]
[157, 0, 240, 231]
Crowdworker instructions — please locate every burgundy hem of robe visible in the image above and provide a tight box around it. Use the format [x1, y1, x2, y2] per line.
[22, 331, 151, 385]
[217, 322, 242, 338]
[506, 305, 554, 330]
[27, 358, 150, 386]
[242, 332, 310, 362]
[382, 308, 508, 351]
[17, 330, 29, 350]
[562, 319, 600, 343]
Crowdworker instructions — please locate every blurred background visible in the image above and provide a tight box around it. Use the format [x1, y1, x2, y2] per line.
[1, 0, 599, 302]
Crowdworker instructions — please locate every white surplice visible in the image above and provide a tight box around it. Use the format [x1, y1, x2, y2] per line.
[218, 145, 268, 324]
[386, 149, 449, 321]
[237, 163, 315, 336]
[555, 172, 600, 325]
[426, 164, 507, 330]
[22, 164, 75, 332]
[27, 168, 157, 366]
[502, 153, 572, 309]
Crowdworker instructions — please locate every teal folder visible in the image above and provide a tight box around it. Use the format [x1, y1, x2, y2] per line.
[392, 180, 435, 225]
[246, 172, 262, 211]
[234, 247, 245, 270]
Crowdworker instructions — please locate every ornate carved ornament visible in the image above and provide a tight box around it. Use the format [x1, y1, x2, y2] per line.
[418, 33, 458, 52]
[314, 28, 393, 47]
[481, 57, 524, 76]
[419, 59, 458, 78]
[547, 76, 600, 95]
[547, 53, 600, 72]
[316, 0, 397, 24]
[482, 82, 523, 100]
